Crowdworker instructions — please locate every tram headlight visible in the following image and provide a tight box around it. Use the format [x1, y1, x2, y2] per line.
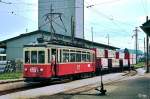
[24, 68, 28, 71]
[40, 68, 44, 72]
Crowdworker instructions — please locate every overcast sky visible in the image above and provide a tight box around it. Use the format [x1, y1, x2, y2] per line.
[0, 0, 150, 51]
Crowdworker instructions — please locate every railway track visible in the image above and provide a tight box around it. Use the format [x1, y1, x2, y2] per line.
[0, 78, 71, 96]
[0, 79, 24, 84]
[0, 70, 137, 96]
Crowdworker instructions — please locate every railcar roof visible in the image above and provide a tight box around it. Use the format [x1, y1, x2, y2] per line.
[24, 43, 92, 51]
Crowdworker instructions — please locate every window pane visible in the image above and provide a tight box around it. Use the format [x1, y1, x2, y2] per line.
[82, 53, 86, 62]
[48, 49, 50, 63]
[63, 50, 69, 62]
[0, 56, 2, 61]
[25, 51, 30, 63]
[87, 52, 91, 62]
[31, 51, 37, 64]
[70, 53, 76, 62]
[76, 51, 81, 62]
[38, 51, 45, 63]
[60, 50, 62, 63]
[3, 56, 6, 61]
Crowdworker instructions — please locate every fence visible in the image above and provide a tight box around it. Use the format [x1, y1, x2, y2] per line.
[0, 60, 23, 73]
[0, 60, 23, 80]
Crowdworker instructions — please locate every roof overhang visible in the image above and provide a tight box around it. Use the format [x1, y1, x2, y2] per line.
[0, 30, 119, 50]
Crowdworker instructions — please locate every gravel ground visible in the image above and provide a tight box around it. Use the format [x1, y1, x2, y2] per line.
[36, 73, 150, 99]
[0, 72, 125, 99]
[0, 69, 147, 99]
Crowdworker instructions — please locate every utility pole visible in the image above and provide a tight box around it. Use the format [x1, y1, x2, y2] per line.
[71, 16, 75, 44]
[144, 37, 146, 63]
[140, 16, 150, 73]
[91, 27, 94, 48]
[146, 16, 149, 73]
[26, 28, 28, 33]
[50, 4, 54, 40]
[133, 27, 140, 64]
[107, 34, 109, 46]
[144, 38, 145, 53]
[106, 34, 109, 46]
[91, 27, 94, 42]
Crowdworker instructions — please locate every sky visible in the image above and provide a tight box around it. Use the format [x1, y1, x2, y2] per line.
[0, 0, 150, 51]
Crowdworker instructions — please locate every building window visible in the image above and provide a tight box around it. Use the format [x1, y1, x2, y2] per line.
[38, 51, 45, 63]
[3, 56, 6, 61]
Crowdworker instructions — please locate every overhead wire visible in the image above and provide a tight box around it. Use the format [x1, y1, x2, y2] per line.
[0, 0, 12, 4]
[0, 0, 135, 28]
[85, 2, 132, 37]
[85, 21, 129, 37]
[85, 1, 134, 26]
[85, 1, 137, 46]
[0, 0, 140, 39]
[22, 0, 145, 28]
[86, 0, 121, 7]
[0, 0, 37, 6]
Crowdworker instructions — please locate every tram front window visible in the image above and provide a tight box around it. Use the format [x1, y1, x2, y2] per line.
[38, 51, 45, 63]
[25, 51, 30, 63]
[25, 50, 45, 64]
[31, 51, 37, 64]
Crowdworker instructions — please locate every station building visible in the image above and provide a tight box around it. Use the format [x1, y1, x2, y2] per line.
[0, 30, 118, 61]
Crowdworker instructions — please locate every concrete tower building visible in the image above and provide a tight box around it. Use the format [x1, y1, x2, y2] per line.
[38, 0, 84, 39]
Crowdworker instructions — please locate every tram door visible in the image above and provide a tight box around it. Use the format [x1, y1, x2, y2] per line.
[51, 48, 57, 76]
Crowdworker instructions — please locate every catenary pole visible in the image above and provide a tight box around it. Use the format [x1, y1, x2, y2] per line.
[146, 16, 149, 73]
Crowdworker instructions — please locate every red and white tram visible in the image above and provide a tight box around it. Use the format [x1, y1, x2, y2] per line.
[23, 43, 95, 81]
[23, 42, 135, 82]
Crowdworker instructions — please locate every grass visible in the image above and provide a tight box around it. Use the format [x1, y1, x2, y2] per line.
[0, 72, 22, 80]
[133, 62, 145, 69]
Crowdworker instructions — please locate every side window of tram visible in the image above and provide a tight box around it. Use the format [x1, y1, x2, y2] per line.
[63, 50, 69, 62]
[25, 51, 30, 63]
[82, 52, 86, 62]
[70, 50, 76, 62]
[76, 51, 81, 62]
[38, 51, 45, 63]
[87, 52, 91, 62]
[31, 51, 37, 64]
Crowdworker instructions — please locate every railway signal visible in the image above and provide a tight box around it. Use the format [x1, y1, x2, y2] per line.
[140, 16, 150, 73]
[95, 67, 107, 95]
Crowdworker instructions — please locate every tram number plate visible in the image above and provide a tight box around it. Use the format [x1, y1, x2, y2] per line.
[30, 67, 37, 73]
